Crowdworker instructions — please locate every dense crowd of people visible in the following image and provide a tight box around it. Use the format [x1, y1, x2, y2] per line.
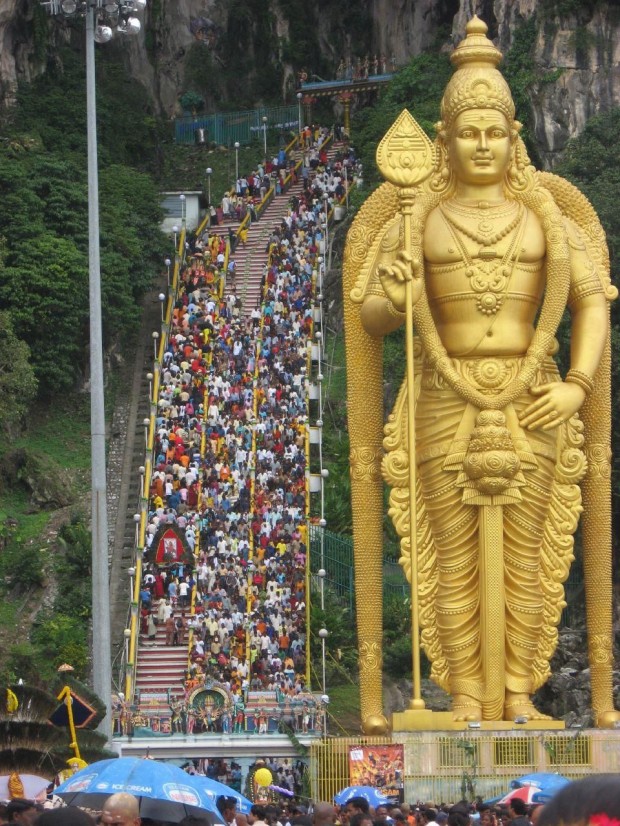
[135, 128, 357, 725]
[4, 774, 620, 826]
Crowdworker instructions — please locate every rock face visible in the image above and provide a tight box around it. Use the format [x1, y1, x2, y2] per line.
[0, 448, 74, 510]
[4, 1, 619, 166]
[0, 0, 35, 102]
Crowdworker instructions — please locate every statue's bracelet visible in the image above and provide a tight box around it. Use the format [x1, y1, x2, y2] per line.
[386, 300, 406, 319]
[565, 369, 594, 395]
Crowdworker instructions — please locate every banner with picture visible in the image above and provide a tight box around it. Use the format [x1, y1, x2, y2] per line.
[348, 744, 404, 804]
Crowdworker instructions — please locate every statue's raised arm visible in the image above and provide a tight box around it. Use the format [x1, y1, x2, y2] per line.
[343, 16, 618, 733]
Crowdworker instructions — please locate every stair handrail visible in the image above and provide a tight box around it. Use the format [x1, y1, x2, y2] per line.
[124, 227, 185, 705]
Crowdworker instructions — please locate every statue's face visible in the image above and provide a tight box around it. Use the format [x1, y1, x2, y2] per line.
[449, 108, 512, 187]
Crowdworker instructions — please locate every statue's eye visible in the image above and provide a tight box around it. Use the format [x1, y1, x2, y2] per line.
[491, 129, 506, 138]
[459, 129, 475, 139]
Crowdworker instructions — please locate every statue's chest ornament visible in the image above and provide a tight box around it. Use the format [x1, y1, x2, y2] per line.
[440, 200, 527, 315]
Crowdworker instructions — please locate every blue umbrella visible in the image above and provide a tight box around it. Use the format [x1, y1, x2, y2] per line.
[192, 775, 253, 814]
[484, 774, 570, 806]
[334, 786, 389, 807]
[55, 757, 226, 824]
[512, 773, 570, 793]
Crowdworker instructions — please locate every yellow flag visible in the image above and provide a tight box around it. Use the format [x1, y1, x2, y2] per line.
[6, 688, 18, 713]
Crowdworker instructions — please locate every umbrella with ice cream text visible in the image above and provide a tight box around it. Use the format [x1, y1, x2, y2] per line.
[54, 757, 226, 823]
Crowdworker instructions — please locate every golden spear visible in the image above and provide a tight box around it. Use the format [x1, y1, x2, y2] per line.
[376, 110, 435, 708]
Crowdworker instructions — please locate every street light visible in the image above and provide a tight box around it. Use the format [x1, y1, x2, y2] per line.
[41, 0, 146, 744]
[164, 257, 171, 286]
[322, 191, 330, 270]
[123, 627, 132, 665]
[179, 193, 186, 226]
[158, 292, 166, 322]
[128, 566, 136, 599]
[206, 167, 212, 207]
[172, 224, 179, 252]
[234, 142, 240, 182]
[319, 627, 329, 707]
[262, 115, 268, 161]
[297, 92, 303, 136]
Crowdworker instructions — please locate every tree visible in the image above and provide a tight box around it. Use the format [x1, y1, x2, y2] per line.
[0, 232, 88, 394]
[0, 312, 37, 432]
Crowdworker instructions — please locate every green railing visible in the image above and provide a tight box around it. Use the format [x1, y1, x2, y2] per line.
[309, 524, 584, 626]
[175, 105, 299, 146]
[310, 525, 356, 608]
[309, 525, 408, 609]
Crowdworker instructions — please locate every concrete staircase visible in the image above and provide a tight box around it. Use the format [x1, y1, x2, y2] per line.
[228, 142, 341, 313]
[134, 609, 188, 701]
[231, 182, 306, 311]
[129, 137, 342, 705]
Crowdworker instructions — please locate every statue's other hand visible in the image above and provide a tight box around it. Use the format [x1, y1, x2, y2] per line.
[518, 382, 587, 431]
[378, 251, 422, 312]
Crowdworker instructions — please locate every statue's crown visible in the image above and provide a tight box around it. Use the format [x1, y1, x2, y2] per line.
[440, 16, 514, 128]
[450, 16, 502, 70]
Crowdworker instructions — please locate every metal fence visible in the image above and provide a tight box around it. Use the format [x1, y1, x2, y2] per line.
[175, 105, 299, 146]
[310, 730, 620, 803]
[309, 525, 584, 626]
[309, 525, 356, 608]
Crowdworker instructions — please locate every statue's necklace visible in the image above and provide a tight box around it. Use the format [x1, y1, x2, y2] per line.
[441, 199, 521, 248]
[439, 203, 526, 315]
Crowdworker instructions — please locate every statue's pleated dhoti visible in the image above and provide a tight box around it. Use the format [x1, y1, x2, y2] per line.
[388, 356, 579, 708]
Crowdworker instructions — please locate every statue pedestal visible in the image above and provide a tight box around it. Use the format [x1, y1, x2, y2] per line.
[392, 710, 565, 731]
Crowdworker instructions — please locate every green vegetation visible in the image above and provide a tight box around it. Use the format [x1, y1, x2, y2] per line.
[2, 513, 93, 684]
[0, 390, 92, 681]
[0, 48, 167, 401]
[352, 52, 453, 188]
[0, 312, 37, 433]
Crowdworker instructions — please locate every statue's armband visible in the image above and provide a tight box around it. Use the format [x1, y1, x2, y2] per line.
[565, 217, 605, 310]
[351, 216, 402, 303]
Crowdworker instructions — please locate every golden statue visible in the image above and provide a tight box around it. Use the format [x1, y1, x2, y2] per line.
[343, 16, 618, 733]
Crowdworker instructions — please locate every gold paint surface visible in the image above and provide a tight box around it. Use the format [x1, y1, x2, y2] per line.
[343, 16, 616, 732]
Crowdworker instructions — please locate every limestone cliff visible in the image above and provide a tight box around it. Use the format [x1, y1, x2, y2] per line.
[2, 0, 620, 165]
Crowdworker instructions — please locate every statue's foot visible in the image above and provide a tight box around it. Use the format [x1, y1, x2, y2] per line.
[452, 694, 482, 722]
[596, 710, 620, 728]
[504, 692, 551, 721]
[362, 713, 390, 735]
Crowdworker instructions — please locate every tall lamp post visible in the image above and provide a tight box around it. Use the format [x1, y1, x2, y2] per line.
[206, 167, 213, 207]
[262, 115, 268, 163]
[322, 191, 329, 268]
[40, 0, 146, 744]
[297, 91, 303, 136]
[234, 141, 240, 182]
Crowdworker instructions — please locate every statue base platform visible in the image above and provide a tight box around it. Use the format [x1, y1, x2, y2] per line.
[392, 709, 565, 731]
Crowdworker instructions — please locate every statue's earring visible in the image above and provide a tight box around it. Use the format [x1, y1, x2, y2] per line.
[431, 132, 451, 192]
[441, 152, 450, 180]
